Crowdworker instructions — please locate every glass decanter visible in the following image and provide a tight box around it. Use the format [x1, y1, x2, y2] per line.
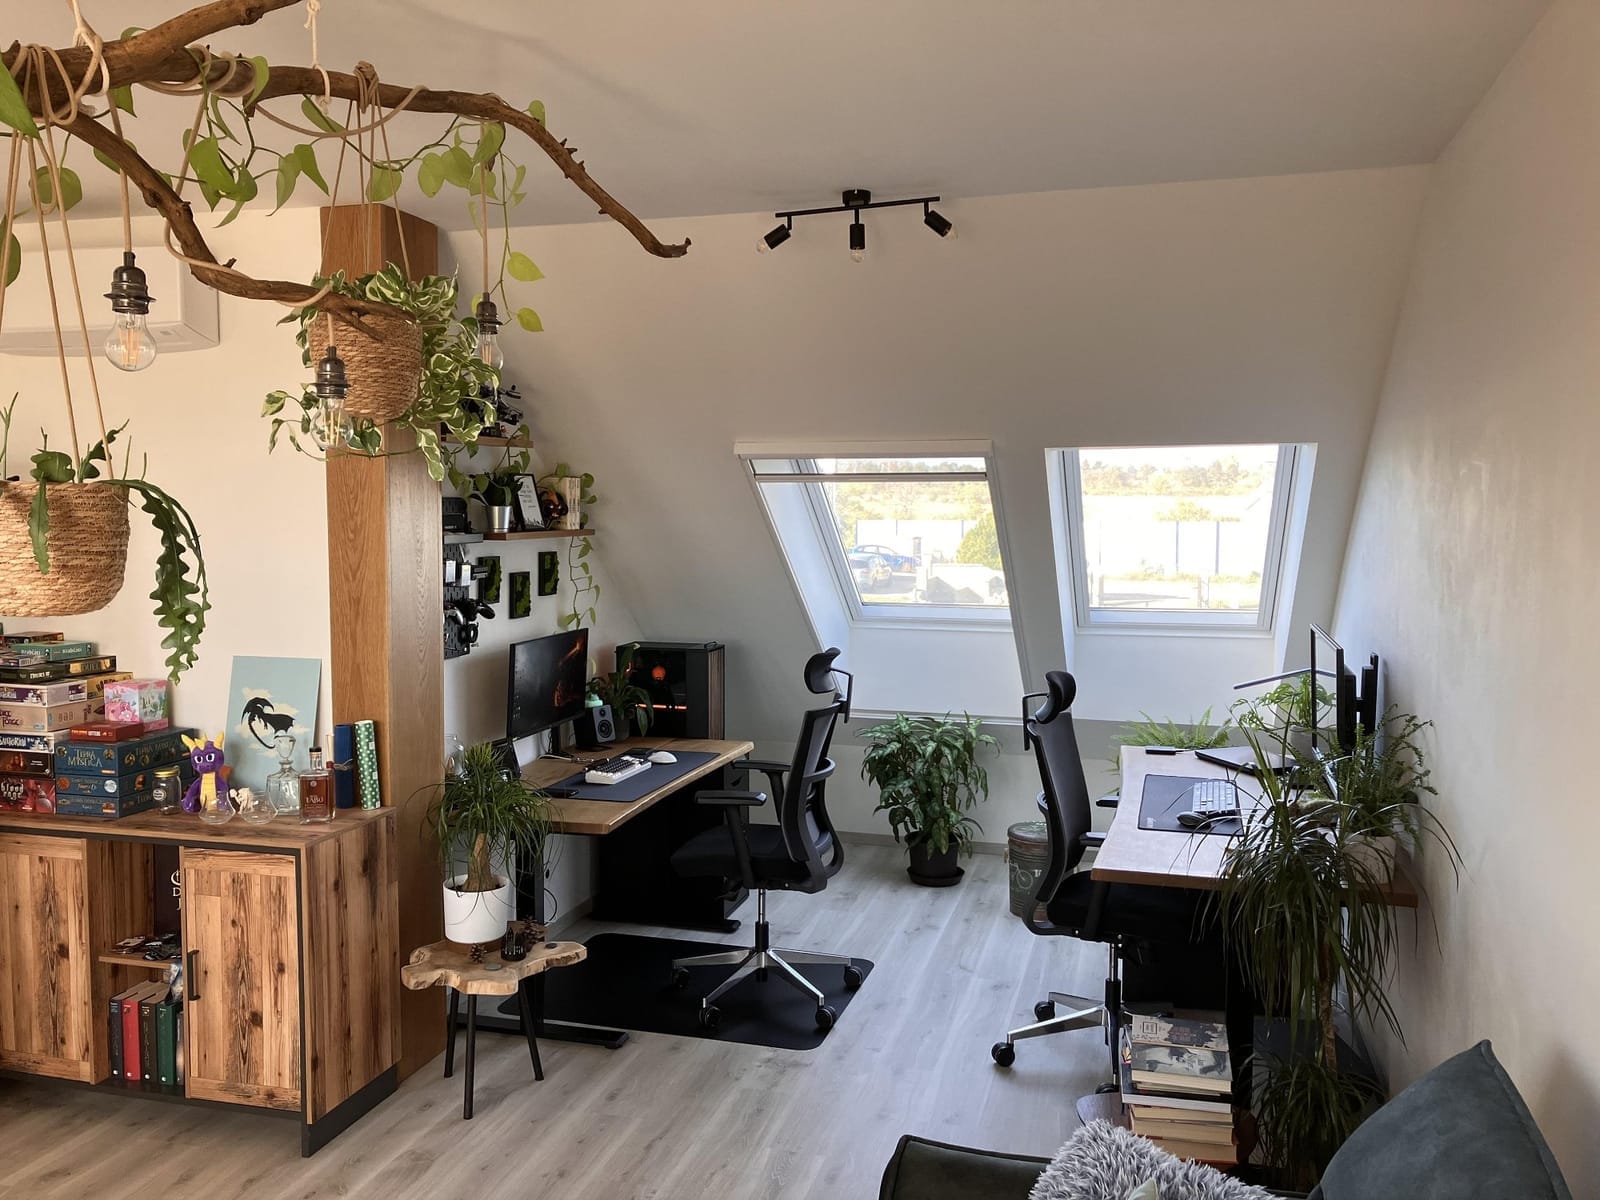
[265, 732, 302, 818]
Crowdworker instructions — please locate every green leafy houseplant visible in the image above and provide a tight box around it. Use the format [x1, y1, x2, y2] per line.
[427, 742, 554, 895]
[540, 463, 599, 631]
[859, 713, 998, 859]
[1216, 692, 1459, 1187]
[0, 405, 209, 681]
[263, 266, 504, 481]
[589, 643, 651, 736]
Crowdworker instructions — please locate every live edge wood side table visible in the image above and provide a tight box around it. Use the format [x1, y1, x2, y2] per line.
[402, 938, 587, 1119]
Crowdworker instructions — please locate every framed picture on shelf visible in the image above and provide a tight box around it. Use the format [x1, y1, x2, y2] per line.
[513, 475, 544, 532]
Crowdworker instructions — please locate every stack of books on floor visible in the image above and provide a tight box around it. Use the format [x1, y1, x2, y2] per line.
[1119, 1005, 1237, 1165]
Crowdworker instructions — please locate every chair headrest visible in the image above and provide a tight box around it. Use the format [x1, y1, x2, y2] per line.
[805, 647, 843, 695]
[1034, 670, 1078, 723]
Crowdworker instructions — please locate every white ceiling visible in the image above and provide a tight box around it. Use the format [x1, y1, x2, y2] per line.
[13, 1, 1551, 229]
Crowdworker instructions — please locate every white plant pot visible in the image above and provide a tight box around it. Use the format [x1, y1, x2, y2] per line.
[1346, 832, 1398, 881]
[442, 874, 515, 946]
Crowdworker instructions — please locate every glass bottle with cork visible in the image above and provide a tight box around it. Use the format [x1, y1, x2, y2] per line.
[299, 741, 333, 824]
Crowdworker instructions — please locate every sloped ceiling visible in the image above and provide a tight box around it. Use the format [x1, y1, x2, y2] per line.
[10, 1, 1548, 226]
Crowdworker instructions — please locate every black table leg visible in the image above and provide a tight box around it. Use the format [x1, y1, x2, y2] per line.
[516, 978, 545, 1081]
[444, 988, 459, 1079]
[463, 995, 477, 1120]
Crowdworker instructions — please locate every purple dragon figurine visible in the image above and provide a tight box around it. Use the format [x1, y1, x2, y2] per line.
[180, 732, 232, 815]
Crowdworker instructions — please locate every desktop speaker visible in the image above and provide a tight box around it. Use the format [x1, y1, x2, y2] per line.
[574, 705, 617, 750]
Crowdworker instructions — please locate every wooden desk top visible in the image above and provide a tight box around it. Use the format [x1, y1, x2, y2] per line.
[522, 736, 755, 836]
[402, 938, 587, 995]
[1094, 747, 1418, 907]
[0, 804, 393, 852]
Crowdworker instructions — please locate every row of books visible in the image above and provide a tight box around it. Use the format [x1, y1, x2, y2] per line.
[1119, 1006, 1237, 1165]
[109, 980, 183, 1086]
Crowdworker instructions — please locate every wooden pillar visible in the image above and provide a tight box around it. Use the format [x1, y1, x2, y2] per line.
[321, 204, 445, 1080]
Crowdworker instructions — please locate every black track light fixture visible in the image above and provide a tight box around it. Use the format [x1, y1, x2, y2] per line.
[760, 189, 956, 259]
[849, 214, 866, 264]
[757, 219, 793, 253]
[923, 204, 956, 239]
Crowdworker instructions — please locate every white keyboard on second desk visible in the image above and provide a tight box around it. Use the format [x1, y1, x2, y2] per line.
[584, 754, 651, 786]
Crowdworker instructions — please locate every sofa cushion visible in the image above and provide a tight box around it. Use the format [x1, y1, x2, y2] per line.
[1311, 1040, 1571, 1200]
[878, 1134, 1047, 1200]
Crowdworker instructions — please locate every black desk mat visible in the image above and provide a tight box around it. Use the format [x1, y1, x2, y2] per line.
[550, 750, 721, 803]
[1138, 774, 1242, 836]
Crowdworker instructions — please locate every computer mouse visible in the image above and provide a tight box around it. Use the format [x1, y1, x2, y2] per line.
[648, 751, 677, 764]
[1177, 810, 1205, 829]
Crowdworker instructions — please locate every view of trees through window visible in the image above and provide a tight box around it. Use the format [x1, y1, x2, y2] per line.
[1076, 445, 1282, 618]
[814, 458, 1009, 610]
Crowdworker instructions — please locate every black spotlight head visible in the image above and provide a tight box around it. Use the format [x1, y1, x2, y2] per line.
[759, 223, 792, 253]
[848, 218, 866, 262]
[923, 207, 955, 238]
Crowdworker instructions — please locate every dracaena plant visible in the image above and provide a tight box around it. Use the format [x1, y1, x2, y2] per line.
[859, 713, 998, 856]
[0, 400, 209, 681]
[262, 266, 510, 481]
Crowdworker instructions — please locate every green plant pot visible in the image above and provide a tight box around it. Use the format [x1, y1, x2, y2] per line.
[906, 836, 963, 887]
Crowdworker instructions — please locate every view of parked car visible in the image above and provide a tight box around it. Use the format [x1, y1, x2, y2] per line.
[848, 550, 893, 591]
[850, 543, 921, 571]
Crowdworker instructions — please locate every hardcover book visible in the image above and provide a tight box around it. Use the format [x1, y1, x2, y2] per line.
[1128, 1041, 1233, 1093]
[1124, 1005, 1230, 1052]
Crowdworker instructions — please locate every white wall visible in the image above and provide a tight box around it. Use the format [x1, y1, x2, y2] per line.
[0, 212, 331, 737]
[1333, 1, 1597, 1186]
[449, 166, 1424, 841]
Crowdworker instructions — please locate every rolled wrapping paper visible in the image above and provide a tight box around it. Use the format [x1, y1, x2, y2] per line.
[356, 719, 380, 808]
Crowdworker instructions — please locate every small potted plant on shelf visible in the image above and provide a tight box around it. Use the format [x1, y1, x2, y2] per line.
[859, 712, 997, 887]
[589, 643, 652, 737]
[427, 741, 554, 946]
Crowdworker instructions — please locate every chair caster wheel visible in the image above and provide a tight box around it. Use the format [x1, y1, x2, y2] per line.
[671, 967, 690, 990]
[1094, 1082, 1120, 1095]
[698, 1005, 721, 1032]
[991, 1042, 1016, 1067]
[843, 965, 864, 991]
[1034, 1000, 1056, 1021]
[814, 1005, 837, 1032]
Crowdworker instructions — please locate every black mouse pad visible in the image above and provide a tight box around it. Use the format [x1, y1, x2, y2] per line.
[1138, 774, 1242, 836]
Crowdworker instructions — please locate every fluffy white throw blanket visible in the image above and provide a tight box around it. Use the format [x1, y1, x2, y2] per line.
[1028, 1122, 1277, 1200]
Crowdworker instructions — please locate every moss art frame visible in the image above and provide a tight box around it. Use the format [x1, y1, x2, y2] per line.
[510, 570, 532, 618]
[479, 555, 502, 604]
[537, 550, 560, 597]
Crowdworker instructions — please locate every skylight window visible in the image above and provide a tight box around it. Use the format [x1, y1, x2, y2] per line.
[1058, 444, 1298, 631]
[747, 455, 1011, 626]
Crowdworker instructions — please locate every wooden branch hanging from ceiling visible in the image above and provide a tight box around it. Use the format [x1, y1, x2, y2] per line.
[2, 0, 689, 326]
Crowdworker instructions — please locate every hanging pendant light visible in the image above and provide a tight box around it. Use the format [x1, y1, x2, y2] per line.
[311, 342, 351, 449]
[473, 295, 505, 371]
[103, 251, 157, 372]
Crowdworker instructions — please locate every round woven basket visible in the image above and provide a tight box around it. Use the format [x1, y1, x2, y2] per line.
[305, 311, 423, 423]
[0, 482, 130, 617]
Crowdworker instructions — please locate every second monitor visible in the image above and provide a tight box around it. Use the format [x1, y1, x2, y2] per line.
[508, 628, 590, 742]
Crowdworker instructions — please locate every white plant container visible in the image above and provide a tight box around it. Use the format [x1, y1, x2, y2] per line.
[442, 874, 514, 946]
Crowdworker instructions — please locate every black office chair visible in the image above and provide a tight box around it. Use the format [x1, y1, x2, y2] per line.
[669, 648, 861, 1033]
[991, 670, 1216, 1083]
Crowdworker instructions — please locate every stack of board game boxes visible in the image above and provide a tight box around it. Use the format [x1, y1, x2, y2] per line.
[0, 630, 192, 817]
[1119, 1006, 1238, 1165]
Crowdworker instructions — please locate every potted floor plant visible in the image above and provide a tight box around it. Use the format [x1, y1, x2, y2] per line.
[428, 741, 553, 946]
[1217, 693, 1458, 1187]
[859, 713, 997, 886]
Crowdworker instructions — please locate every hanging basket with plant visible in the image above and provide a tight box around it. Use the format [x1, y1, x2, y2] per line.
[0, 473, 129, 616]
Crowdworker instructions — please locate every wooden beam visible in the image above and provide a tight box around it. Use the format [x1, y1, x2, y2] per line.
[321, 204, 445, 1081]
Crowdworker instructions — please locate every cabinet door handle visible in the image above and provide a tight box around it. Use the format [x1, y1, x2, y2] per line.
[186, 949, 200, 1001]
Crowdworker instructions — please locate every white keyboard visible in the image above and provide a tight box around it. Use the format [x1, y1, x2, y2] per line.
[1189, 779, 1240, 816]
[584, 755, 651, 786]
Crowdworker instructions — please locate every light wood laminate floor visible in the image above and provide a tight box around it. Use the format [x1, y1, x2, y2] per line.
[1, 843, 1110, 1199]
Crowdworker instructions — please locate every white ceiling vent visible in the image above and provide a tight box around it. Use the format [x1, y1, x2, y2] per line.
[0, 245, 219, 356]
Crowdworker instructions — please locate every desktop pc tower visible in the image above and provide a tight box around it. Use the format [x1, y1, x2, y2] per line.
[621, 641, 725, 739]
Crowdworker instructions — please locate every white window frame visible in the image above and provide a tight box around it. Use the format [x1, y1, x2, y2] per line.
[1059, 443, 1299, 635]
[741, 447, 1014, 632]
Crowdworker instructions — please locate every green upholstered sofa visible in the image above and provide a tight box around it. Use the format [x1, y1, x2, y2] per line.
[879, 1042, 1572, 1200]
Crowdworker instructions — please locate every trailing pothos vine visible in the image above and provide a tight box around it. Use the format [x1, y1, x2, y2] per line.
[540, 464, 599, 631]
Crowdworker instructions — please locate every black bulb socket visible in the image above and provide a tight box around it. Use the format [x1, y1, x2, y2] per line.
[314, 345, 349, 400]
[474, 296, 502, 333]
[104, 250, 154, 315]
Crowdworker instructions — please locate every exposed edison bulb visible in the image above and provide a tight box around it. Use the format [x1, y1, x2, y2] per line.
[309, 395, 351, 450]
[475, 325, 504, 372]
[850, 247, 866, 265]
[104, 312, 157, 371]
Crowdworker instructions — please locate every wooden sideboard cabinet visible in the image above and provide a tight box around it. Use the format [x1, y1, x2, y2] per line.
[0, 808, 400, 1155]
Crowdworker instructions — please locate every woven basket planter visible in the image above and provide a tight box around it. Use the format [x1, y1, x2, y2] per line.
[305, 311, 424, 423]
[0, 482, 130, 616]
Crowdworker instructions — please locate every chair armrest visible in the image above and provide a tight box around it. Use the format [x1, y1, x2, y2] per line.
[1096, 791, 1120, 808]
[738, 758, 790, 798]
[696, 790, 768, 807]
